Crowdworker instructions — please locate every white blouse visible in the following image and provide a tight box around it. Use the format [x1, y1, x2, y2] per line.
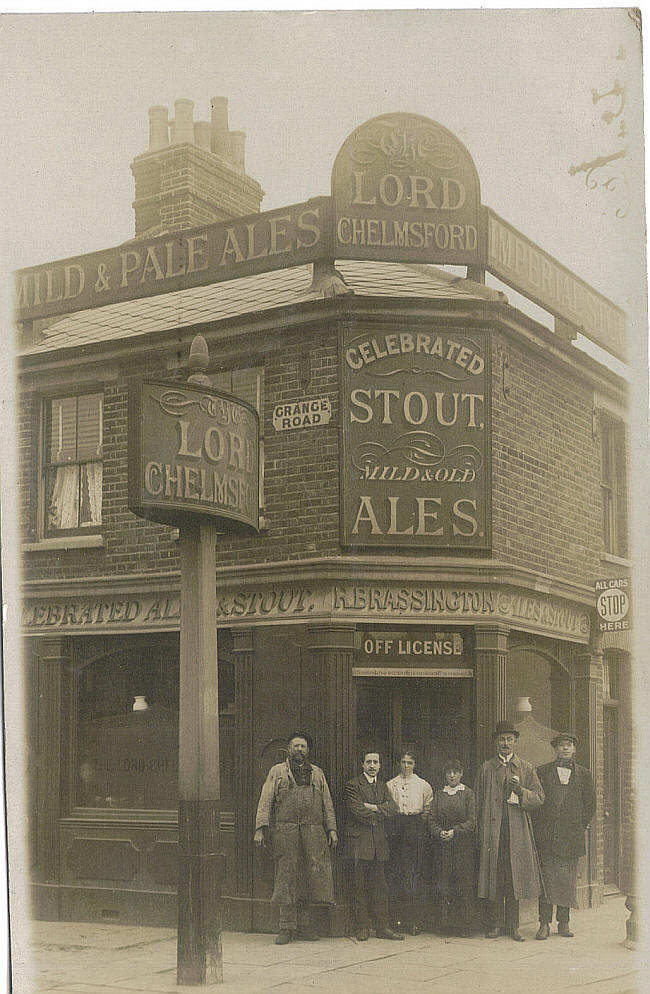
[386, 773, 433, 815]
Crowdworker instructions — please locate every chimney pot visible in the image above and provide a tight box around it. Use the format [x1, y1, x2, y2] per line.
[172, 98, 195, 144]
[194, 121, 211, 151]
[210, 95, 231, 158]
[148, 105, 169, 151]
[230, 131, 246, 173]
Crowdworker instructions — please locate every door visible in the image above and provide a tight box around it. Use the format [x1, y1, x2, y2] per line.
[355, 676, 474, 787]
[602, 704, 620, 888]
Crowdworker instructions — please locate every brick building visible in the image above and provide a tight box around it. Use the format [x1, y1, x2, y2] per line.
[16, 100, 632, 931]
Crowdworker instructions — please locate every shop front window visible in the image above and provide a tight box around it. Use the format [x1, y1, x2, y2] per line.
[74, 634, 235, 811]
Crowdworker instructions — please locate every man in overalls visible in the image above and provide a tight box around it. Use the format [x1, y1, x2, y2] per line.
[254, 732, 338, 944]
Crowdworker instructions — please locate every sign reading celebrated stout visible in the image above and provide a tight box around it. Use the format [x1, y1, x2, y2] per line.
[128, 379, 259, 532]
[332, 112, 481, 266]
[340, 326, 490, 549]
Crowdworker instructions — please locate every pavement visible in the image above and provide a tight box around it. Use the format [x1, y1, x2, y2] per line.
[14, 896, 643, 994]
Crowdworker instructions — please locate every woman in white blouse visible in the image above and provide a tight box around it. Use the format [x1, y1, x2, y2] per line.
[385, 751, 433, 935]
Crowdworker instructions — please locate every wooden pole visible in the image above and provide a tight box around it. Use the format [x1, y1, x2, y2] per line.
[177, 337, 224, 985]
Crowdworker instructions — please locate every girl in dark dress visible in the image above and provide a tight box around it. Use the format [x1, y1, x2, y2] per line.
[429, 759, 476, 935]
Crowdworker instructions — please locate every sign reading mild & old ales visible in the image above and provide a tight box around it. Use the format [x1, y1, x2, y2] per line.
[128, 379, 259, 531]
[340, 327, 491, 549]
[332, 112, 481, 265]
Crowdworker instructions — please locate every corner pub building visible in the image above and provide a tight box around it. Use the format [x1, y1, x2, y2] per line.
[16, 99, 633, 934]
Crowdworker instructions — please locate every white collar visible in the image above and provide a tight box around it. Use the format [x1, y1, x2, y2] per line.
[363, 772, 377, 784]
[443, 783, 466, 795]
[499, 753, 514, 765]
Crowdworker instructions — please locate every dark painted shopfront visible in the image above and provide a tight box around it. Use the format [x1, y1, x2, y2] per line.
[18, 100, 632, 931]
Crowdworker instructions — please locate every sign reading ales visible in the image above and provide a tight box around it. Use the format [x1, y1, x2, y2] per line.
[128, 379, 259, 532]
[340, 327, 490, 549]
[332, 112, 481, 265]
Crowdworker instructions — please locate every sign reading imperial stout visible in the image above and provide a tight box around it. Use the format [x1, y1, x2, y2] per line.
[128, 379, 259, 531]
[340, 327, 490, 549]
[332, 112, 481, 265]
[486, 209, 627, 362]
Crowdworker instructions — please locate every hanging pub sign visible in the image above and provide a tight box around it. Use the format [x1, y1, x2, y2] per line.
[331, 112, 481, 266]
[340, 326, 491, 550]
[128, 379, 259, 532]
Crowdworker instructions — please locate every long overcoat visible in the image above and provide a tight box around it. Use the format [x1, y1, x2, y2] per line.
[474, 754, 544, 901]
[533, 762, 596, 860]
[343, 775, 398, 861]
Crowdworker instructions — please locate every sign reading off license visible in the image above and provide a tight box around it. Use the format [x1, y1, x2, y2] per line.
[128, 379, 259, 531]
[272, 397, 332, 431]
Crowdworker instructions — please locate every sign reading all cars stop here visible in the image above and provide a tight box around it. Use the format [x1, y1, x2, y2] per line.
[595, 577, 631, 632]
[340, 326, 490, 550]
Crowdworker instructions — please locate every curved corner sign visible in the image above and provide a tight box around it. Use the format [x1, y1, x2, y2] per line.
[128, 379, 259, 532]
[332, 112, 481, 266]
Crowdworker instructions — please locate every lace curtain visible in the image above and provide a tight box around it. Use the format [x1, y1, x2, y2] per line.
[48, 461, 102, 530]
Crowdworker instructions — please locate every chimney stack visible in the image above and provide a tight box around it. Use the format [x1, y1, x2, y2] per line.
[131, 96, 264, 237]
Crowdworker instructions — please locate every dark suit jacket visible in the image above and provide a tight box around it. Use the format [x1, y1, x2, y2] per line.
[343, 775, 398, 861]
[533, 761, 596, 860]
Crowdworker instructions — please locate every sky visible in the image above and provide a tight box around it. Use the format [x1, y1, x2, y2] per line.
[0, 9, 645, 328]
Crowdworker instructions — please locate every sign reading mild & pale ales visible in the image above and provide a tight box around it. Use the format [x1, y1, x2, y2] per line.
[340, 326, 490, 549]
[128, 379, 259, 531]
[15, 198, 331, 323]
[332, 112, 481, 266]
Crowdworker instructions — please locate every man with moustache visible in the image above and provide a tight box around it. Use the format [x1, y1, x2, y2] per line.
[475, 721, 545, 941]
[533, 733, 596, 939]
[254, 732, 338, 945]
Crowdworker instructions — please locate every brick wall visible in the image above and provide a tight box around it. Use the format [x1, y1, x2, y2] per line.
[21, 316, 610, 584]
[491, 330, 602, 588]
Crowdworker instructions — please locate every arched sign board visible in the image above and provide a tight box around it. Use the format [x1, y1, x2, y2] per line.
[332, 112, 481, 266]
[128, 378, 259, 532]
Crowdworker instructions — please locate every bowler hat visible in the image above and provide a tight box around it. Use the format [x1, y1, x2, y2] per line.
[492, 720, 519, 739]
[551, 732, 578, 748]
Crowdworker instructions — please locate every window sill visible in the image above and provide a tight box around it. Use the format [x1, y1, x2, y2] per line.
[23, 534, 105, 553]
[600, 552, 631, 568]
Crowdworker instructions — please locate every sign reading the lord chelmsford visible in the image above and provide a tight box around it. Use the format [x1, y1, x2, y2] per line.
[128, 379, 259, 532]
[332, 112, 481, 266]
[340, 327, 490, 549]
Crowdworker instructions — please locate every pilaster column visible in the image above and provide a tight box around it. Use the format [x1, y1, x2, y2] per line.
[575, 645, 604, 905]
[307, 625, 356, 934]
[34, 637, 71, 884]
[474, 625, 510, 765]
[232, 628, 255, 900]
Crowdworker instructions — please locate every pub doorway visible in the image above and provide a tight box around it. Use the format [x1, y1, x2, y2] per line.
[354, 675, 474, 789]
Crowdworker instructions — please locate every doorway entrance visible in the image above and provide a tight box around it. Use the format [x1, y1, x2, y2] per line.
[355, 675, 474, 788]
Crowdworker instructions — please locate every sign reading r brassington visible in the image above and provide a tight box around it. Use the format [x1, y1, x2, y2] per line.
[128, 379, 259, 531]
[332, 112, 481, 266]
[340, 327, 490, 549]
